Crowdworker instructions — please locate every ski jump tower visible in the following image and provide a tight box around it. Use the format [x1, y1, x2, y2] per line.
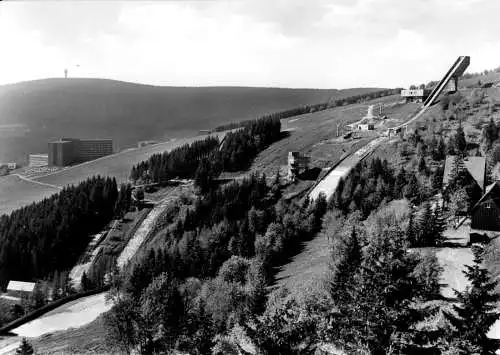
[422, 56, 470, 107]
[388, 56, 470, 139]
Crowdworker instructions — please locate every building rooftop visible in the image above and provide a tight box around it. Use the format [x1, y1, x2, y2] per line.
[471, 181, 500, 212]
[7, 280, 36, 293]
[50, 140, 73, 144]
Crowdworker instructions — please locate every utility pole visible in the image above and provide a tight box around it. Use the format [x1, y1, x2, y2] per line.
[64, 69, 68, 79]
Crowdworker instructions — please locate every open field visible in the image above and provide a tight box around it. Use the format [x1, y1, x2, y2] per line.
[273, 230, 330, 301]
[0, 175, 59, 217]
[246, 95, 410, 177]
[30, 316, 111, 355]
[0, 78, 381, 164]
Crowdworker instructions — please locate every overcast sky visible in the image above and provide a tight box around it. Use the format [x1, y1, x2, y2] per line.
[0, 0, 499, 89]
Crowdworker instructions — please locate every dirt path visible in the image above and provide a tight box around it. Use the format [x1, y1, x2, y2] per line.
[346, 104, 375, 129]
[11, 174, 62, 190]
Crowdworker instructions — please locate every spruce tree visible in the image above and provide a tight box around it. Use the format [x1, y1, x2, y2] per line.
[415, 202, 434, 246]
[418, 156, 428, 175]
[444, 245, 500, 354]
[432, 205, 446, 246]
[407, 210, 416, 246]
[394, 168, 407, 199]
[344, 227, 418, 353]
[403, 174, 420, 204]
[448, 154, 469, 193]
[328, 226, 362, 306]
[482, 117, 498, 151]
[454, 124, 467, 155]
[433, 137, 447, 161]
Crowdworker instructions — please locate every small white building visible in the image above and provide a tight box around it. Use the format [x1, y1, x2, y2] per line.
[401, 89, 431, 103]
[357, 123, 375, 131]
[0, 280, 36, 303]
[29, 154, 49, 168]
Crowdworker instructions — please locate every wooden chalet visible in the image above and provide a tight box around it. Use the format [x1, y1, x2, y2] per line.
[470, 181, 500, 242]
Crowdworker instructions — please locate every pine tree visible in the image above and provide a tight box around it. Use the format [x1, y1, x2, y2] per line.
[415, 202, 434, 246]
[454, 124, 467, 155]
[444, 245, 500, 353]
[434, 137, 447, 161]
[81, 271, 93, 291]
[328, 226, 362, 306]
[407, 210, 416, 245]
[403, 174, 421, 204]
[394, 168, 407, 199]
[482, 117, 498, 151]
[448, 154, 469, 193]
[270, 169, 282, 200]
[418, 156, 428, 175]
[16, 338, 34, 355]
[432, 205, 446, 246]
[194, 158, 214, 194]
[336, 226, 419, 353]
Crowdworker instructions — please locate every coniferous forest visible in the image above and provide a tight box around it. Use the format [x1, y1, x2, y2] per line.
[0, 176, 119, 288]
[130, 116, 281, 183]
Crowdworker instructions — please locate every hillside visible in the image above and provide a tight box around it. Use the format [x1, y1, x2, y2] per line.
[0, 78, 380, 163]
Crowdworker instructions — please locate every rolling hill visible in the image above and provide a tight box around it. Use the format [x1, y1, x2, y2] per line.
[0, 78, 381, 163]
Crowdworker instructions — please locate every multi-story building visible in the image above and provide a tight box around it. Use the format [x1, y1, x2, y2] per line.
[73, 139, 113, 162]
[48, 138, 113, 167]
[29, 153, 49, 167]
[48, 140, 75, 166]
[287, 151, 311, 181]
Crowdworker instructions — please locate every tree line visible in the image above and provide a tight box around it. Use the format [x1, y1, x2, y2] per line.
[131, 116, 282, 189]
[0, 176, 131, 288]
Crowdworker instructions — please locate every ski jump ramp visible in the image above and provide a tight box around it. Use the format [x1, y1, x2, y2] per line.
[423, 56, 470, 108]
[388, 56, 470, 137]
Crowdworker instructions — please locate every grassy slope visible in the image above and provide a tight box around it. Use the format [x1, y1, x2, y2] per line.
[271, 97, 436, 297]
[246, 94, 407, 177]
[30, 316, 112, 355]
[0, 175, 60, 217]
[0, 78, 380, 164]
